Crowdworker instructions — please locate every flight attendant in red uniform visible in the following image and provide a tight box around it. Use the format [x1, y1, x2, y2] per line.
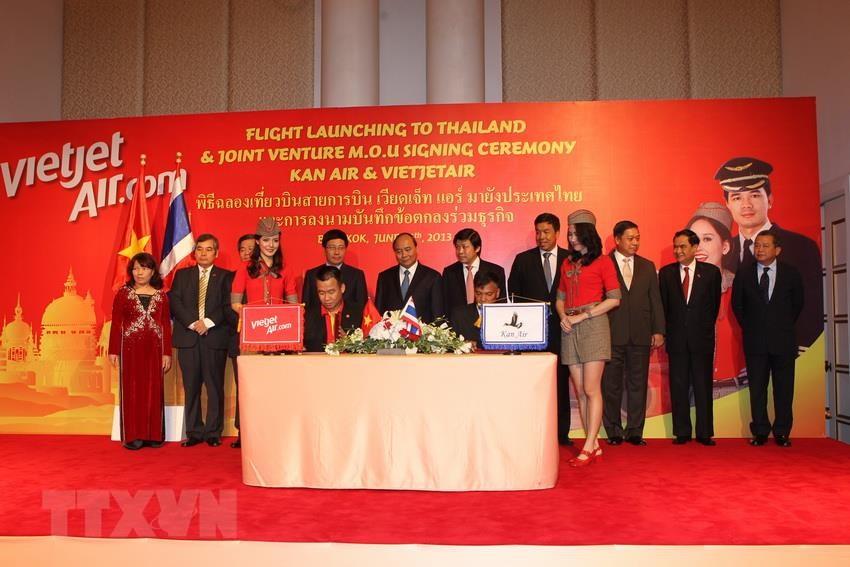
[555, 210, 621, 467]
[108, 252, 173, 450]
[230, 217, 299, 351]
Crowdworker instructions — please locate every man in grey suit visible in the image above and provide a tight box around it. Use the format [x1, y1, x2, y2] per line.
[602, 221, 666, 446]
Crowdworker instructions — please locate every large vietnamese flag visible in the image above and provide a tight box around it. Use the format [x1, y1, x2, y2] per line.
[111, 156, 153, 291]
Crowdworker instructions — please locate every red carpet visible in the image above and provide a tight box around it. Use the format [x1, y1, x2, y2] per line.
[1, 435, 849, 545]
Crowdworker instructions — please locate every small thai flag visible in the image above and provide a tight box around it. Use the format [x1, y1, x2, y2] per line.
[399, 297, 422, 341]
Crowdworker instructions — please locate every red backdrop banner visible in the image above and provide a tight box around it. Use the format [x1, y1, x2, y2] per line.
[0, 98, 823, 436]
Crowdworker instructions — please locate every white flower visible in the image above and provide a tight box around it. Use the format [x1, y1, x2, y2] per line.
[324, 344, 340, 356]
[404, 346, 418, 355]
[370, 323, 391, 340]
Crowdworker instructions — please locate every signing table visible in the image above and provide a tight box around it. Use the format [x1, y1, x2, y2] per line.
[239, 353, 559, 491]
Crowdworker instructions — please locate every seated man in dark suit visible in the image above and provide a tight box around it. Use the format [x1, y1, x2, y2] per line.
[302, 229, 368, 311]
[450, 270, 502, 347]
[375, 232, 443, 323]
[442, 228, 506, 317]
[304, 266, 364, 352]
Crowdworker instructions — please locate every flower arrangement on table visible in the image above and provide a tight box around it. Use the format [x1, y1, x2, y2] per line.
[324, 307, 474, 355]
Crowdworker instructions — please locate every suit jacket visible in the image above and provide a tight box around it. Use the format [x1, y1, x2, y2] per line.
[658, 261, 721, 354]
[441, 260, 506, 316]
[507, 247, 569, 347]
[374, 263, 443, 323]
[303, 301, 364, 352]
[607, 253, 665, 346]
[507, 247, 568, 305]
[730, 223, 822, 348]
[731, 260, 804, 356]
[302, 263, 368, 311]
[170, 265, 235, 350]
[450, 303, 482, 347]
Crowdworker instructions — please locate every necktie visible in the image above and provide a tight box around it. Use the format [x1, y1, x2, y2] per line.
[742, 239, 755, 266]
[465, 265, 475, 303]
[198, 268, 209, 319]
[543, 252, 553, 291]
[401, 269, 411, 298]
[622, 257, 633, 290]
[681, 266, 690, 302]
[759, 266, 771, 302]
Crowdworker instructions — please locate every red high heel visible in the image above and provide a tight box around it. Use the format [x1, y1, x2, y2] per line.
[569, 449, 595, 467]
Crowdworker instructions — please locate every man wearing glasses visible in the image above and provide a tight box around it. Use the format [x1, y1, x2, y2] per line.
[302, 229, 368, 311]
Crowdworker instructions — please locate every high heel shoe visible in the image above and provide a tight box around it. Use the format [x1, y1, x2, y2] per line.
[592, 446, 603, 459]
[569, 449, 595, 467]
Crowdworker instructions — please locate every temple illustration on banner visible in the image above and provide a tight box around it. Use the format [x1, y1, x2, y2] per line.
[0, 268, 227, 434]
[0, 268, 116, 424]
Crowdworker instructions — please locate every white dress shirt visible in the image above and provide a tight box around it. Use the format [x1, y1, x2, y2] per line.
[679, 259, 697, 303]
[613, 250, 634, 290]
[190, 264, 216, 330]
[757, 259, 778, 300]
[399, 261, 419, 286]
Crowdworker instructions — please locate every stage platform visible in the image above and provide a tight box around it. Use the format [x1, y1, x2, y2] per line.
[2, 435, 850, 565]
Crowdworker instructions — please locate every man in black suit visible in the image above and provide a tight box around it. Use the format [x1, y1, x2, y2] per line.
[659, 229, 722, 446]
[602, 221, 666, 446]
[442, 228, 506, 316]
[302, 229, 368, 311]
[304, 266, 364, 352]
[716, 157, 822, 350]
[375, 233, 443, 323]
[731, 230, 804, 447]
[450, 270, 502, 347]
[227, 233, 256, 449]
[507, 212, 572, 445]
[170, 234, 235, 448]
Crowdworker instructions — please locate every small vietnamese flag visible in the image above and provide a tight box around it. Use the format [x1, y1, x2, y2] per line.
[361, 297, 382, 334]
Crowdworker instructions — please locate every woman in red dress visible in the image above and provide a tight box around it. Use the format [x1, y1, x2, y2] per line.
[230, 217, 299, 350]
[108, 253, 172, 450]
[555, 210, 621, 467]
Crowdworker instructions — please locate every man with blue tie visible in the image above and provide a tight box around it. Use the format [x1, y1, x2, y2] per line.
[508, 213, 572, 445]
[374, 233, 443, 323]
[732, 230, 804, 447]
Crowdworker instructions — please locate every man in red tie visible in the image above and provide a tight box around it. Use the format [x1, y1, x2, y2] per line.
[442, 228, 506, 319]
[658, 229, 722, 446]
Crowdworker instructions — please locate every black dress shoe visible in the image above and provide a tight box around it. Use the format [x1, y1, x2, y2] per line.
[123, 439, 144, 450]
[775, 436, 792, 447]
[145, 440, 164, 448]
[696, 437, 716, 446]
[672, 436, 690, 445]
[206, 437, 222, 447]
[607, 436, 624, 446]
[626, 436, 647, 446]
[749, 435, 768, 446]
[181, 437, 203, 447]
[231, 437, 241, 449]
